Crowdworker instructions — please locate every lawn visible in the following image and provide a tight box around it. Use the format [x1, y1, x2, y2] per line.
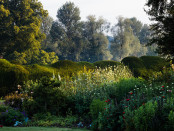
[0, 127, 90, 131]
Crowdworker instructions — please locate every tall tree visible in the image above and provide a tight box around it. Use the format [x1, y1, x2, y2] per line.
[40, 15, 54, 50]
[0, 0, 58, 64]
[81, 15, 112, 62]
[50, 2, 84, 61]
[111, 17, 146, 61]
[146, 0, 174, 57]
[0, 0, 48, 55]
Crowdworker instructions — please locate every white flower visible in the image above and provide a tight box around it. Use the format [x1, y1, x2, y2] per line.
[21, 98, 24, 102]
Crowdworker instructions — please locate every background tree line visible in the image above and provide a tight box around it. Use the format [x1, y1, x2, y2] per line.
[0, 1, 158, 64]
[43, 2, 157, 63]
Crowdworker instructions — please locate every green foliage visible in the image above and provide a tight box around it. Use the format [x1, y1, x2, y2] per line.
[22, 97, 38, 117]
[0, 105, 9, 112]
[62, 65, 132, 116]
[82, 15, 112, 62]
[77, 61, 94, 69]
[51, 60, 78, 69]
[140, 56, 168, 71]
[93, 60, 121, 69]
[121, 56, 167, 79]
[0, 0, 48, 62]
[121, 56, 145, 69]
[111, 17, 148, 61]
[114, 78, 145, 102]
[89, 99, 106, 120]
[51, 60, 81, 78]
[0, 107, 25, 126]
[168, 110, 174, 129]
[135, 68, 154, 79]
[31, 77, 67, 115]
[50, 2, 83, 61]
[0, 59, 29, 96]
[26, 113, 78, 127]
[146, 0, 174, 57]
[133, 101, 157, 131]
[10, 50, 58, 65]
[90, 100, 120, 131]
[5, 93, 28, 109]
[25, 64, 55, 80]
[121, 56, 146, 77]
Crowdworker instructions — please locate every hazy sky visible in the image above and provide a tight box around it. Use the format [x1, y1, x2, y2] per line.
[39, 0, 151, 25]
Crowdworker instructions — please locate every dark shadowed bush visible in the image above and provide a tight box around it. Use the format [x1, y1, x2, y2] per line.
[93, 60, 122, 69]
[0, 107, 25, 126]
[121, 56, 145, 69]
[51, 60, 78, 69]
[0, 59, 29, 96]
[121, 56, 146, 77]
[31, 77, 67, 115]
[140, 56, 168, 71]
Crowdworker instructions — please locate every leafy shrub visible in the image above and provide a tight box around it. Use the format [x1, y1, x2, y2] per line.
[135, 68, 155, 79]
[114, 78, 145, 102]
[0, 105, 9, 112]
[90, 99, 107, 120]
[90, 100, 121, 131]
[31, 77, 67, 115]
[27, 113, 78, 127]
[0, 107, 25, 126]
[148, 61, 174, 83]
[0, 59, 29, 96]
[63, 65, 132, 115]
[22, 97, 38, 117]
[168, 110, 174, 129]
[5, 93, 28, 109]
[133, 101, 158, 131]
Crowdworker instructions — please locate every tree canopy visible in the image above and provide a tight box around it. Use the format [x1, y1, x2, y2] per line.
[146, 0, 174, 57]
[110, 17, 150, 61]
[0, 0, 58, 64]
[50, 2, 84, 61]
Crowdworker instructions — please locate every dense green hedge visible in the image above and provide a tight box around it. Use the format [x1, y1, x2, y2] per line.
[93, 60, 122, 69]
[24, 64, 55, 80]
[140, 56, 168, 71]
[121, 56, 145, 77]
[77, 61, 94, 69]
[0, 57, 168, 96]
[51, 60, 82, 78]
[121, 56, 168, 78]
[121, 56, 145, 69]
[51, 60, 78, 69]
[0, 59, 29, 96]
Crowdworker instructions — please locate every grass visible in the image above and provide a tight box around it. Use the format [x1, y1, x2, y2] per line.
[0, 127, 90, 131]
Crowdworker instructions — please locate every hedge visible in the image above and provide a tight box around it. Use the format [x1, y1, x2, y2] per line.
[0, 59, 29, 96]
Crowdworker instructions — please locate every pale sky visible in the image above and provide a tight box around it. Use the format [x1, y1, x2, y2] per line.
[39, 0, 151, 25]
